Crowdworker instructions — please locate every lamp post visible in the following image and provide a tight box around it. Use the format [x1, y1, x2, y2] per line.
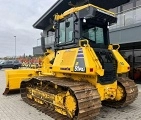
[37, 38, 40, 46]
[14, 36, 16, 59]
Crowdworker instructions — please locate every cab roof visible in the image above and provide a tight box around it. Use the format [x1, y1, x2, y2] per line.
[33, 0, 130, 30]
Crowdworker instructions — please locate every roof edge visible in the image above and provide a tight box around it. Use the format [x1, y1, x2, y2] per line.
[33, 0, 62, 28]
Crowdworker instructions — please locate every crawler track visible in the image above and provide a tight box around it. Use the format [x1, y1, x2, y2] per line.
[20, 76, 101, 120]
[103, 77, 138, 108]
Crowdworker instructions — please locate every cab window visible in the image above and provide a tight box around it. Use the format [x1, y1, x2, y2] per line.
[59, 21, 65, 43]
[82, 27, 104, 44]
[66, 17, 73, 42]
[59, 17, 73, 44]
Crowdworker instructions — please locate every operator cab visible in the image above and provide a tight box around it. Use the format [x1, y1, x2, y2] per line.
[54, 4, 117, 84]
[54, 5, 117, 50]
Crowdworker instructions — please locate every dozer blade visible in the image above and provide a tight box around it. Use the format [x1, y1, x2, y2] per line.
[20, 76, 102, 120]
[3, 69, 39, 95]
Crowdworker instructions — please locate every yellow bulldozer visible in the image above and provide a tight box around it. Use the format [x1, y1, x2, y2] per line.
[3, 3, 138, 120]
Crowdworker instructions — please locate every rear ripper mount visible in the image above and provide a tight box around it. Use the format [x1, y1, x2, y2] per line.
[103, 77, 138, 108]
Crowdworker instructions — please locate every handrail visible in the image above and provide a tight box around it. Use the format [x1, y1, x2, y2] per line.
[116, 4, 141, 15]
[110, 5, 141, 29]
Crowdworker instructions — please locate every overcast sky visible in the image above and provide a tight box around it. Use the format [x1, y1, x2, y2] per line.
[0, 0, 57, 57]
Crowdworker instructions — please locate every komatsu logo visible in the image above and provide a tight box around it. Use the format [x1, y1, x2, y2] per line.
[74, 49, 86, 72]
[74, 66, 85, 72]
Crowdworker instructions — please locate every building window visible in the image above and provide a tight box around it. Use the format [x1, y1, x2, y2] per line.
[122, 2, 133, 11]
[110, 8, 117, 13]
[117, 7, 121, 13]
[120, 49, 141, 81]
[134, 49, 141, 67]
[136, 0, 141, 7]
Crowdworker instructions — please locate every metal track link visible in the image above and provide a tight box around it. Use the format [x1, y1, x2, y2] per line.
[103, 77, 138, 108]
[20, 76, 102, 120]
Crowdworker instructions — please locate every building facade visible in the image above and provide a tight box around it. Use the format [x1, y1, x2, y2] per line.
[109, 0, 141, 81]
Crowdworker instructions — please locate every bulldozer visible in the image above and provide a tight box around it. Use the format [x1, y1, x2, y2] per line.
[4, 3, 138, 120]
[20, 4, 138, 119]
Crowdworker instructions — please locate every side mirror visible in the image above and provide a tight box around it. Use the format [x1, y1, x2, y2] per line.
[66, 21, 70, 28]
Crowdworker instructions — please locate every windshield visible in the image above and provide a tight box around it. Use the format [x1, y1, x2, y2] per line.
[59, 17, 73, 44]
[82, 26, 104, 44]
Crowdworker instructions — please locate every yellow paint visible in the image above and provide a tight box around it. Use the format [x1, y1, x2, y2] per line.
[96, 81, 117, 101]
[64, 91, 76, 118]
[60, 50, 76, 66]
[4, 48, 55, 93]
[54, 91, 76, 117]
[5, 69, 38, 90]
[54, 93, 66, 116]
[40, 49, 55, 74]
[52, 41, 104, 76]
[27, 94, 33, 99]
[109, 44, 130, 74]
[26, 86, 76, 118]
[115, 85, 124, 101]
[108, 44, 120, 50]
[17, 42, 131, 118]
[52, 41, 120, 101]
[4, 1, 134, 117]
[5, 40, 130, 103]
[34, 97, 44, 105]
[54, 4, 115, 21]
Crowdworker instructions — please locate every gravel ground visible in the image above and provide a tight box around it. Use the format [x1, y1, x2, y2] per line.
[0, 69, 141, 120]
